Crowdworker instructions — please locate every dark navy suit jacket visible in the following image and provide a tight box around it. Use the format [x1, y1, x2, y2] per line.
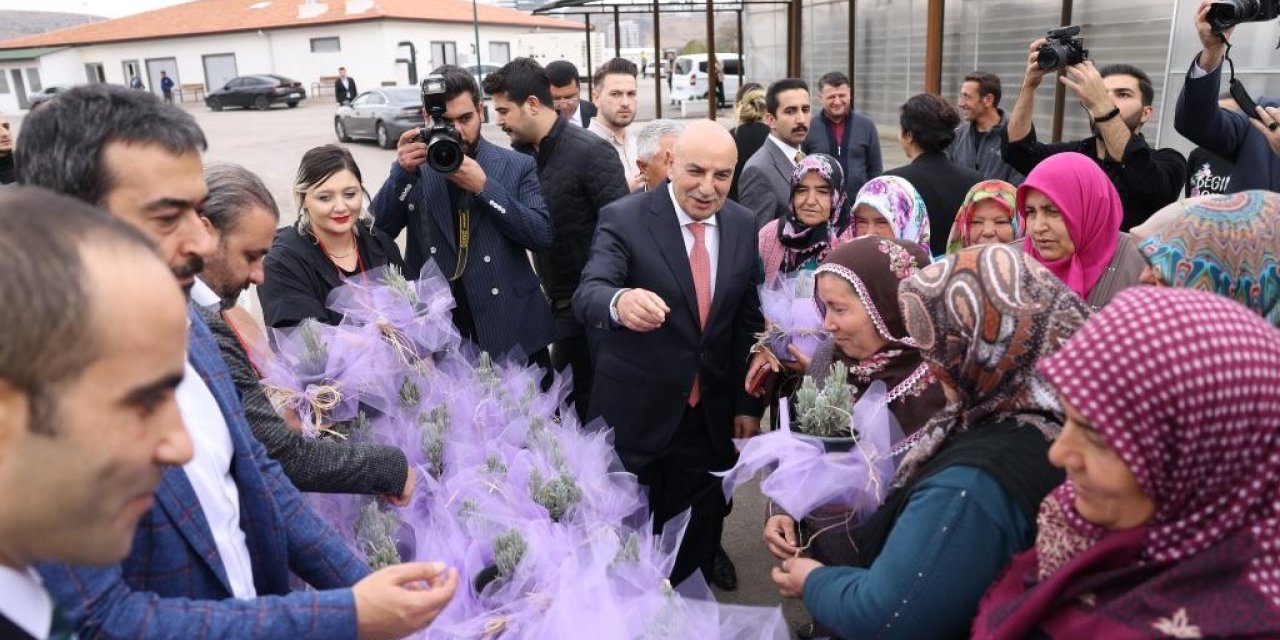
[372, 137, 555, 359]
[574, 185, 764, 468]
[1175, 58, 1280, 193]
[38, 309, 369, 639]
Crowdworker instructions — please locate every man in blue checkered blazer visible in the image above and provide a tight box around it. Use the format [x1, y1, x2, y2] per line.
[20, 83, 459, 639]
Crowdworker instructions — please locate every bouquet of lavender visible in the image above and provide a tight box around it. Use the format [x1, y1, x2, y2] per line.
[756, 271, 828, 363]
[259, 320, 371, 438]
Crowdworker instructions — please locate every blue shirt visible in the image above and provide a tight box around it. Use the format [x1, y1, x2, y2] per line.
[802, 465, 1034, 640]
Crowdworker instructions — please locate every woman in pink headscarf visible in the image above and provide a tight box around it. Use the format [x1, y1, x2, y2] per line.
[973, 286, 1280, 639]
[1016, 152, 1146, 309]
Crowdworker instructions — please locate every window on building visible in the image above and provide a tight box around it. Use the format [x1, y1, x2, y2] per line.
[0, 72, 9, 94]
[85, 63, 106, 83]
[488, 42, 511, 64]
[25, 68, 41, 92]
[310, 37, 341, 53]
[431, 41, 458, 67]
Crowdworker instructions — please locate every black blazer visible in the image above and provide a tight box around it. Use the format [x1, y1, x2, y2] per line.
[259, 220, 404, 328]
[885, 151, 983, 256]
[0, 612, 37, 640]
[573, 185, 764, 469]
[577, 99, 598, 127]
[334, 76, 357, 104]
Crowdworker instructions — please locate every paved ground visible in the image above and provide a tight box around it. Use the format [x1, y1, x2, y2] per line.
[8, 81, 909, 632]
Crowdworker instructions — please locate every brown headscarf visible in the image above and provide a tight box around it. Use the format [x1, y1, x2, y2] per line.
[807, 236, 944, 434]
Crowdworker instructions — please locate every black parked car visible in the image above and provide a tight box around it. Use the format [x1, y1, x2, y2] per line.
[334, 87, 425, 149]
[205, 75, 305, 111]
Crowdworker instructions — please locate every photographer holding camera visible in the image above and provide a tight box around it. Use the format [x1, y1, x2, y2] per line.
[1175, 0, 1280, 193]
[371, 65, 556, 366]
[1003, 29, 1185, 231]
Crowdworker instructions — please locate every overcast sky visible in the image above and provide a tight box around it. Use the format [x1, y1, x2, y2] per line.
[0, 0, 189, 18]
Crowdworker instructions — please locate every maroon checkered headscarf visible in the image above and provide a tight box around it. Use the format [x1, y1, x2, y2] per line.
[975, 286, 1280, 639]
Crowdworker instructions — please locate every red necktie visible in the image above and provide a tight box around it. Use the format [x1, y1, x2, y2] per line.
[688, 222, 711, 406]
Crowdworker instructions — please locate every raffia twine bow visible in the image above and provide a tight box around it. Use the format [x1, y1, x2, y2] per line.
[264, 381, 349, 439]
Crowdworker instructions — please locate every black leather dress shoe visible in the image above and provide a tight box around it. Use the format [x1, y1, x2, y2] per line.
[710, 545, 738, 590]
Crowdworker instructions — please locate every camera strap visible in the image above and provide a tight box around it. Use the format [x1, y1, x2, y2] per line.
[449, 204, 470, 282]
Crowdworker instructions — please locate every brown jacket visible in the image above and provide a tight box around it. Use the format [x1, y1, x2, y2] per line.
[1012, 233, 1146, 310]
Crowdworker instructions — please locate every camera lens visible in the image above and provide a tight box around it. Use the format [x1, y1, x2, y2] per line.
[1036, 44, 1066, 71]
[1208, 0, 1261, 31]
[426, 133, 463, 173]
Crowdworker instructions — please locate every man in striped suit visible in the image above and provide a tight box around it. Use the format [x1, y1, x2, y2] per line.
[373, 64, 555, 364]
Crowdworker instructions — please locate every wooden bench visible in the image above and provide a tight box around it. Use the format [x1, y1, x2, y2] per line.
[178, 83, 205, 103]
[311, 75, 340, 98]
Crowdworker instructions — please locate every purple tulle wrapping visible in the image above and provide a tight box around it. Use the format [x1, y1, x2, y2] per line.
[759, 272, 829, 362]
[286, 261, 785, 638]
[717, 381, 896, 522]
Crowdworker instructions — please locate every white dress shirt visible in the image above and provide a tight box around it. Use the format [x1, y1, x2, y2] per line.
[588, 118, 641, 184]
[767, 133, 804, 167]
[0, 566, 52, 639]
[177, 362, 257, 599]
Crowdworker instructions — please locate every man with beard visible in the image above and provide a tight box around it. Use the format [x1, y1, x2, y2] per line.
[1003, 45, 1184, 231]
[198, 162, 414, 501]
[0, 187, 193, 640]
[482, 58, 628, 419]
[373, 64, 555, 365]
[587, 57, 644, 190]
[739, 78, 812, 230]
[18, 83, 457, 640]
[803, 71, 882, 195]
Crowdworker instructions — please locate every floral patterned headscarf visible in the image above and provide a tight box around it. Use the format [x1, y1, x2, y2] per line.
[852, 176, 931, 257]
[944, 179, 1019, 254]
[1138, 190, 1280, 327]
[895, 243, 1091, 486]
[778, 153, 852, 271]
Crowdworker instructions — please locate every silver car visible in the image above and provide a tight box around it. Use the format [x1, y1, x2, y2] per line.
[334, 87, 425, 149]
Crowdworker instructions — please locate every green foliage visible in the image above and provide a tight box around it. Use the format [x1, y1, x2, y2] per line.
[493, 529, 527, 578]
[420, 404, 450, 478]
[483, 453, 508, 475]
[355, 501, 401, 570]
[529, 466, 582, 522]
[379, 264, 418, 305]
[399, 375, 422, 408]
[793, 362, 854, 438]
[298, 319, 329, 374]
[680, 39, 707, 55]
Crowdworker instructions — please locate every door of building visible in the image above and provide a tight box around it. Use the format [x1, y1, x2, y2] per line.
[9, 69, 28, 109]
[145, 57, 178, 99]
[202, 53, 237, 92]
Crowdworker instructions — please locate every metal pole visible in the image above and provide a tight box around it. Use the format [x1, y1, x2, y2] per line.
[653, 0, 663, 118]
[848, 0, 856, 105]
[1051, 0, 1073, 143]
[585, 13, 593, 82]
[736, 9, 744, 89]
[706, 0, 717, 120]
[787, 0, 803, 78]
[471, 0, 482, 80]
[924, 0, 943, 94]
[614, 5, 622, 59]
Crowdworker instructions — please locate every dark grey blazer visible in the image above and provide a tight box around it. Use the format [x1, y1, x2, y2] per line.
[738, 137, 795, 230]
[198, 306, 409, 495]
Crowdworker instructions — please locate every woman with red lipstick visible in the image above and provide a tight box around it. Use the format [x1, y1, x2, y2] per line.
[973, 287, 1280, 639]
[1015, 152, 1145, 310]
[260, 145, 404, 327]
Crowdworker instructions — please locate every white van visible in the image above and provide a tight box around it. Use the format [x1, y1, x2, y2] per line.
[670, 53, 742, 106]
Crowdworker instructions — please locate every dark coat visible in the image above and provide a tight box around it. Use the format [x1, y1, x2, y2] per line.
[1175, 58, 1280, 194]
[334, 76, 357, 104]
[576, 99, 598, 127]
[259, 220, 404, 328]
[371, 137, 556, 358]
[197, 306, 408, 495]
[730, 121, 770, 202]
[573, 185, 764, 468]
[885, 151, 984, 256]
[514, 116, 630, 308]
[803, 110, 883, 196]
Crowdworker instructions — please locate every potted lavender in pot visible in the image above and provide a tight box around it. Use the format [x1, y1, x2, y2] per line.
[789, 362, 858, 453]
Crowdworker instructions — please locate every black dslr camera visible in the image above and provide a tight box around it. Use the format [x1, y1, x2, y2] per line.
[1036, 25, 1088, 72]
[418, 74, 464, 173]
[1207, 0, 1280, 32]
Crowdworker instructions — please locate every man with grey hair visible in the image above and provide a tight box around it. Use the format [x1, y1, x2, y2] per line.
[196, 162, 413, 501]
[634, 118, 684, 192]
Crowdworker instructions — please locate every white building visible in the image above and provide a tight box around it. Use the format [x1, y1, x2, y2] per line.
[0, 0, 582, 113]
